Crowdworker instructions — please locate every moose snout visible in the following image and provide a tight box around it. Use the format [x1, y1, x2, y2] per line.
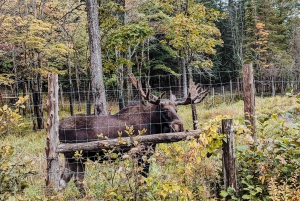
[171, 120, 184, 132]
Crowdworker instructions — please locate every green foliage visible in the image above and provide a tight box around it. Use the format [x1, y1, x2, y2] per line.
[243, 0, 293, 69]
[0, 96, 28, 137]
[107, 22, 154, 52]
[0, 142, 35, 200]
[0, 97, 33, 199]
[235, 94, 300, 200]
[153, 64, 180, 76]
[163, 2, 225, 68]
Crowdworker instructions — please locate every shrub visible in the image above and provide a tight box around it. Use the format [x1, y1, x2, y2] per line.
[0, 96, 28, 136]
[0, 141, 35, 200]
[234, 94, 300, 200]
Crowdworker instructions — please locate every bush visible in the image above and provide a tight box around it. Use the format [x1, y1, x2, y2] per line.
[0, 96, 28, 136]
[234, 94, 300, 200]
[0, 141, 35, 200]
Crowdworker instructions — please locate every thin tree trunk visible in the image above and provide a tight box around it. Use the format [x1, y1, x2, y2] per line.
[86, 0, 108, 115]
[24, 0, 29, 15]
[74, 53, 82, 111]
[124, 46, 133, 105]
[31, 75, 44, 130]
[116, 49, 125, 110]
[22, 82, 28, 116]
[59, 84, 65, 109]
[182, 56, 188, 97]
[67, 54, 74, 116]
[116, 0, 128, 108]
[86, 82, 91, 115]
[12, 47, 18, 97]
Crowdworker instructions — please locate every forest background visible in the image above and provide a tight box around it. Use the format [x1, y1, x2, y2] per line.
[1, 0, 300, 111]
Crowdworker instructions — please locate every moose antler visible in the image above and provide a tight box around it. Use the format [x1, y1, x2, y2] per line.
[128, 73, 148, 99]
[176, 79, 209, 105]
[128, 73, 165, 104]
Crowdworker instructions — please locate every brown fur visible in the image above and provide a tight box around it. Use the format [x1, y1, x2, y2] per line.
[59, 100, 183, 195]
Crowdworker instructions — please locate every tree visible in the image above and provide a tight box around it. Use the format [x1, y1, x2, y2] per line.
[160, 0, 225, 96]
[99, 0, 153, 109]
[86, 0, 108, 115]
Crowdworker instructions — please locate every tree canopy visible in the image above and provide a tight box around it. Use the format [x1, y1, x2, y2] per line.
[0, 0, 299, 90]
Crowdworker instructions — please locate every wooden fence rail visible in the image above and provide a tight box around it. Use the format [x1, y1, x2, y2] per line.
[56, 130, 202, 153]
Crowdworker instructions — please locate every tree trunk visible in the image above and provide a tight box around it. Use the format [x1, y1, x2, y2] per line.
[74, 52, 82, 111]
[115, 0, 127, 109]
[86, 0, 108, 115]
[116, 49, 125, 110]
[22, 82, 28, 116]
[31, 52, 44, 130]
[182, 56, 188, 97]
[31, 75, 44, 130]
[124, 46, 133, 104]
[67, 55, 74, 116]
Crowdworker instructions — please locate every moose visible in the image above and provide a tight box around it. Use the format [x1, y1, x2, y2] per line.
[58, 74, 208, 195]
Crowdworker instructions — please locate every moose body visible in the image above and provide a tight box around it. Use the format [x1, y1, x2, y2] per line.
[59, 100, 184, 195]
[58, 74, 208, 195]
[59, 101, 183, 143]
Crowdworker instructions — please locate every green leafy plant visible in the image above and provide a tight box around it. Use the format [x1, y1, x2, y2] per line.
[235, 93, 300, 200]
[0, 96, 28, 136]
[0, 142, 35, 200]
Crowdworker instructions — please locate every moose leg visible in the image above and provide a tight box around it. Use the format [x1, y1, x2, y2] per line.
[138, 144, 156, 177]
[73, 161, 86, 196]
[59, 157, 86, 196]
[59, 158, 74, 192]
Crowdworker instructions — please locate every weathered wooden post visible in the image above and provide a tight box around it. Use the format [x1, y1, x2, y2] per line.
[242, 63, 256, 141]
[45, 74, 60, 193]
[222, 119, 237, 199]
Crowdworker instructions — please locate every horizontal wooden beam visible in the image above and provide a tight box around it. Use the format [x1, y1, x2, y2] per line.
[1, 96, 18, 99]
[56, 129, 202, 153]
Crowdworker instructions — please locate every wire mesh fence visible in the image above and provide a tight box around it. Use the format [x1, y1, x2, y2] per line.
[1, 69, 300, 199]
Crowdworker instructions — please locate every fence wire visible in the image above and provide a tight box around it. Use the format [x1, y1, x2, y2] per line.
[1, 69, 300, 200]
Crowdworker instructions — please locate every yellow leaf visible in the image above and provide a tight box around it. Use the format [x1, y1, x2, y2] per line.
[3, 105, 8, 110]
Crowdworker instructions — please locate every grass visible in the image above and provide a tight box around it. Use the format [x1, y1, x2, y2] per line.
[2, 95, 300, 200]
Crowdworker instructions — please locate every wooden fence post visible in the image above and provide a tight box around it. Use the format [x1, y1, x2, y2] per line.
[45, 74, 60, 192]
[242, 64, 256, 141]
[222, 119, 237, 198]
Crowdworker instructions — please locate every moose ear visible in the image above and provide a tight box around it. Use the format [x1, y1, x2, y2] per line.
[170, 90, 176, 101]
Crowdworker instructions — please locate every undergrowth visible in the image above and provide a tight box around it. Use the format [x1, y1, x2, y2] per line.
[1, 95, 300, 200]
